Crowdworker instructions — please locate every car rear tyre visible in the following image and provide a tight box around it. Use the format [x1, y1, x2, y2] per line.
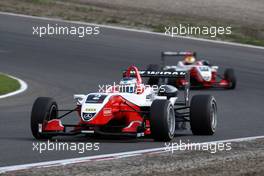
[31, 97, 58, 139]
[224, 68, 236, 89]
[190, 95, 217, 135]
[147, 64, 160, 85]
[150, 99, 175, 141]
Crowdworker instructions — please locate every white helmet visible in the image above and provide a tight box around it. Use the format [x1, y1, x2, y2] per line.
[119, 77, 137, 93]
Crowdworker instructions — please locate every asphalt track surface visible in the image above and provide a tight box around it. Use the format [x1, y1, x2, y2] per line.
[0, 13, 263, 167]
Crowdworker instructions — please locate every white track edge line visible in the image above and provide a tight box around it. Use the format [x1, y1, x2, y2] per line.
[0, 73, 28, 99]
[0, 11, 264, 50]
[0, 135, 264, 173]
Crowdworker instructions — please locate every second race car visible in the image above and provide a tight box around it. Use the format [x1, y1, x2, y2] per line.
[147, 51, 237, 89]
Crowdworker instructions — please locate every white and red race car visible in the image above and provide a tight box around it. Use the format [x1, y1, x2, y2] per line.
[31, 66, 217, 141]
[147, 51, 236, 89]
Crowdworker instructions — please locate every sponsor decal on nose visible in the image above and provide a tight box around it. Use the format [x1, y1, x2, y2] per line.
[83, 113, 96, 121]
[103, 108, 112, 116]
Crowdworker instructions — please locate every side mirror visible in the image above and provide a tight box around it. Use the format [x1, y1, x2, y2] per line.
[158, 85, 178, 99]
[73, 94, 86, 105]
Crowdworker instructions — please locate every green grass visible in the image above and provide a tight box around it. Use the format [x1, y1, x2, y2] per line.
[0, 74, 20, 95]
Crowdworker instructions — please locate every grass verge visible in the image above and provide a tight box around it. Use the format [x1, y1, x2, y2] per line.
[0, 0, 263, 46]
[0, 74, 20, 95]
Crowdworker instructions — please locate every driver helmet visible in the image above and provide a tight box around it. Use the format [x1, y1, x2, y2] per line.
[119, 77, 137, 93]
[184, 56, 196, 65]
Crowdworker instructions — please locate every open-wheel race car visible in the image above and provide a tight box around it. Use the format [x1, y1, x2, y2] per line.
[147, 51, 236, 89]
[31, 65, 217, 142]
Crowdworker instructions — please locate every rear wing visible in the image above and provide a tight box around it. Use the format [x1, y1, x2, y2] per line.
[124, 70, 188, 79]
[161, 51, 196, 67]
[161, 51, 196, 57]
[138, 70, 187, 78]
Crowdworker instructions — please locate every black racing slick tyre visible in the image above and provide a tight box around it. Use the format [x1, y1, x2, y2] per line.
[147, 64, 160, 85]
[31, 97, 58, 139]
[224, 68, 236, 89]
[150, 99, 175, 141]
[190, 95, 217, 135]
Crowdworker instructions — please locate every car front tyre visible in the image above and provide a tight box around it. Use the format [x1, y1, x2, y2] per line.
[224, 68, 236, 89]
[31, 97, 58, 139]
[150, 99, 175, 141]
[190, 95, 217, 135]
